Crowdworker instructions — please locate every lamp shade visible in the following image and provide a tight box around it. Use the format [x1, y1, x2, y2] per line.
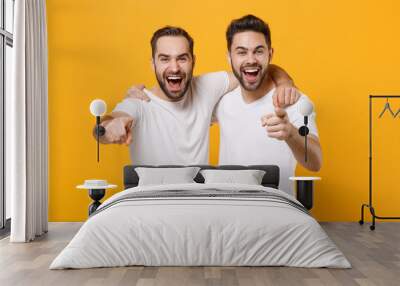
[298, 99, 313, 116]
[90, 99, 107, 116]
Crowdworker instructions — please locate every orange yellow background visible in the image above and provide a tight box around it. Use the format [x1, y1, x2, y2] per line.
[47, 0, 400, 221]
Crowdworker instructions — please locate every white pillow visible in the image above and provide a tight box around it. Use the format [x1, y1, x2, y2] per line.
[135, 167, 201, 186]
[200, 169, 266, 185]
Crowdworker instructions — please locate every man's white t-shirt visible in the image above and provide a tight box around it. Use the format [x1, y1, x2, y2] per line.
[215, 87, 319, 195]
[113, 71, 229, 165]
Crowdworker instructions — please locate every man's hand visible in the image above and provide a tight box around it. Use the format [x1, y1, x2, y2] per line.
[98, 116, 134, 145]
[272, 86, 301, 108]
[269, 64, 299, 107]
[125, 84, 150, 101]
[261, 107, 296, 141]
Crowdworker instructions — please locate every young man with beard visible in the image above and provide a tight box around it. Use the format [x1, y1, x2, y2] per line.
[97, 26, 298, 165]
[214, 15, 322, 195]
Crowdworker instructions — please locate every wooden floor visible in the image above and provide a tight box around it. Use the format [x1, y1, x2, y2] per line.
[0, 222, 399, 286]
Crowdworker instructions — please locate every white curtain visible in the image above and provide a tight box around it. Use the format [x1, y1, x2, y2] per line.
[8, 0, 48, 242]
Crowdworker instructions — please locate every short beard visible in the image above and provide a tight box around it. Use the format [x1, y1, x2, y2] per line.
[232, 64, 268, 91]
[155, 70, 193, 101]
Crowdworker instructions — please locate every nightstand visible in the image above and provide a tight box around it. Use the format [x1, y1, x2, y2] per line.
[289, 177, 321, 210]
[77, 180, 117, 216]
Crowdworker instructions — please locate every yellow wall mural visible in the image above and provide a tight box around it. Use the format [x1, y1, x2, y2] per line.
[47, 0, 400, 221]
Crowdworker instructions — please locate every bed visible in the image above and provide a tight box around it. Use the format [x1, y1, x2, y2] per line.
[50, 165, 351, 269]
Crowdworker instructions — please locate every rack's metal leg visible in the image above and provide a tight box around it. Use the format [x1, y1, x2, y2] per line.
[370, 206, 376, 231]
[359, 204, 367, 225]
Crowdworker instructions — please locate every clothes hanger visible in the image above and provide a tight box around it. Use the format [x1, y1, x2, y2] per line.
[379, 97, 395, 118]
[393, 107, 400, 118]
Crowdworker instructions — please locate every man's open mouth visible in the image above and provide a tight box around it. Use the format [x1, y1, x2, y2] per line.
[242, 67, 261, 83]
[166, 75, 184, 92]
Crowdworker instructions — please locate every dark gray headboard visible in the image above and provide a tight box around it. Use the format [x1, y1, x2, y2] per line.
[123, 165, 280, 189]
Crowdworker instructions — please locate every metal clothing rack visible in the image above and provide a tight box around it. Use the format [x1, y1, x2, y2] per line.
[359, 95, 400, 230]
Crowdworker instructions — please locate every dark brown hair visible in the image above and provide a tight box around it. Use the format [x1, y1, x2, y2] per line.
[151, 26, 194, 58]
[226, 14, 271, 50]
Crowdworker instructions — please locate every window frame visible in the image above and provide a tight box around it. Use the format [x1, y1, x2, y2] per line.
[0, 0, 14, 233]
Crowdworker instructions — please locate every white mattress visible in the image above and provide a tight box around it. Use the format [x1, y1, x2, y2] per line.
[50, 183, 351, 269]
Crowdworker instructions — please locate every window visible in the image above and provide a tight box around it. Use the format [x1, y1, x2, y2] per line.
[0, 0, 14, 234]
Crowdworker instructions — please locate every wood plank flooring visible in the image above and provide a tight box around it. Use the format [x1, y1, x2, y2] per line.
[0, 222, 399, 286]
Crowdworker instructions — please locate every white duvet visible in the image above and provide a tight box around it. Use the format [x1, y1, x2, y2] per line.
[50, 183, 351, 269]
